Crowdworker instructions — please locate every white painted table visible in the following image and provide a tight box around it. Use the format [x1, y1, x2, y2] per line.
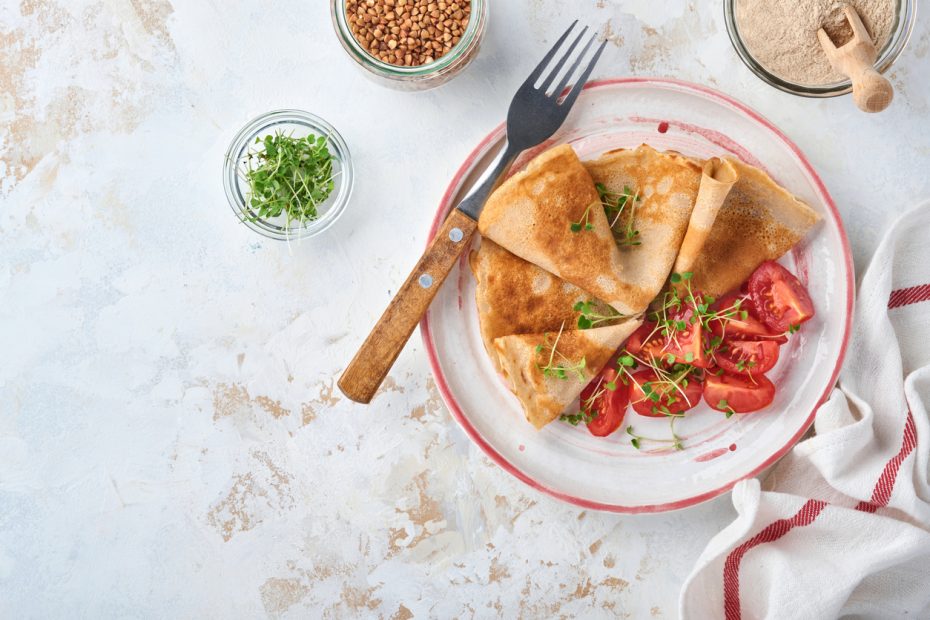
[2, 1, 928, 617]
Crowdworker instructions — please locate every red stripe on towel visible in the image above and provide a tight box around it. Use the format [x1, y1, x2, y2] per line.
[888, 283, 930, 309]
[723, 499, 828, 620]
[855, 412, 918, 513]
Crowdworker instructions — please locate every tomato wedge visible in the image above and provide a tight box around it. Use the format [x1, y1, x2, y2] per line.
[629, 369, 703, 418]
[709, 293, 788, 344]
[580, 368, 629, 437]
[663, 307, 710, 368]
[715, 339, 780, 376]
[704, 373, 775, 414]
[748, 261, 815, 333]
[624, 321, 665, 360]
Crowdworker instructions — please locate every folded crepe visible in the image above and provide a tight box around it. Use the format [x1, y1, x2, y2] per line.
[672, 158, 739, 278]
[582, 145, 703, 312]
[478, 144, 631, 312]
[493, 319, 643, 429]
[470, 239, 619, 372]
[688, 158, 822, 297]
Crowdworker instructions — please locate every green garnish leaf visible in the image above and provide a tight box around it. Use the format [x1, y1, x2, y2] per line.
[573, 300, 626, 330]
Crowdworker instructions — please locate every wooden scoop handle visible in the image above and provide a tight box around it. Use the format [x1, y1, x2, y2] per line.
[338, 209, 478, 404]
[817, 6, 893, 113]
[850, 66, 894, 114]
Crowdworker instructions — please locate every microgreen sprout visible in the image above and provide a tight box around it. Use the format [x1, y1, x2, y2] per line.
[626, 423, 684, 451]
[596, 183, 642, 246]
[573, 300, 628, 330]
[535, 322, 587, 381]
[570, 203, 595, 233]
[560, 410, 595, 426]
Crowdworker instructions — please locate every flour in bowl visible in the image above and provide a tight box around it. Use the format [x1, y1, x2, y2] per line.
[735, 0, 896, 85]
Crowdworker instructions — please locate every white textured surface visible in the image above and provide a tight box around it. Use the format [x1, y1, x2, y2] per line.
[1, 1, 928, 618]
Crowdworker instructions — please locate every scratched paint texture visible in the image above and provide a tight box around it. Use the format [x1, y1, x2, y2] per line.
[2, 0, 929, 617]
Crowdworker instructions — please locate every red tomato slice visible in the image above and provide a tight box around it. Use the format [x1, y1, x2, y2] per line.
[704, 372, 775, 414]
[709, 293, 788, 344]
[715, 339, 780, 376]
[663, 307, 711, 368]
[624, 321, 665, 360]
[580, 368, 629, 437]
[629, 369, 703, 418]
[748, 261, 815, 333]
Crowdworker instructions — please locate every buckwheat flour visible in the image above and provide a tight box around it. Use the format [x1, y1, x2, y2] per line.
[735, 0, 896, 86]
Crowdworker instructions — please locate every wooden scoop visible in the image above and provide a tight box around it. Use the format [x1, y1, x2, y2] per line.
[817, 5, 894, 113]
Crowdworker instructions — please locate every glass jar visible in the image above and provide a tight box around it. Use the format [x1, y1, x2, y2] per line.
[724, 0, 916, 97]
[223, 110, 354, 241]
[331, 0, 488, 91]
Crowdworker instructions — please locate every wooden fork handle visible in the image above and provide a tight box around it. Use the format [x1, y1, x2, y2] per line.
[338, 209, 478, 404]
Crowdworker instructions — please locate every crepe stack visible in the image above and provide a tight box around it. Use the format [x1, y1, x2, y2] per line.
[470, 143, 820, 430]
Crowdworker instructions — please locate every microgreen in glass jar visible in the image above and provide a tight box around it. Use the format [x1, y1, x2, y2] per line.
[223, 110, 354, 241]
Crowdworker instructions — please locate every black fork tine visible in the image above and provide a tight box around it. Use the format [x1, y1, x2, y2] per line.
[552, 33, 599, 100]
[559, 40, 607, 108]
[521, 20, 578, 88]
[538, 26, 588, 93]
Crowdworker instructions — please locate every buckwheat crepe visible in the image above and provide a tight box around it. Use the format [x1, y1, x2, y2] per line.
[688, 158, 821, 297]
[469, 239, 619, 372]
[672, 158, 739, 278]
[582, 145, 703, 312]
[477, 144, 631, 312]
[493, 319, 643, 429]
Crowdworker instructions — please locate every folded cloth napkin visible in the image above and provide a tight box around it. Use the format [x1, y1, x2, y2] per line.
[680, 203, 930, 619]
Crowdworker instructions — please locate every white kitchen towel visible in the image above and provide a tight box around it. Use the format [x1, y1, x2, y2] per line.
[680, 202, 930, 620]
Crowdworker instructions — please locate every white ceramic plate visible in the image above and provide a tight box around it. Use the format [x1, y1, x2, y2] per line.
[421, 78, 853, 513]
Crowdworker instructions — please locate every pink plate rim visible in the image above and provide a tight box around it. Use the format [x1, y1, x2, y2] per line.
[420, 77, 855, 514]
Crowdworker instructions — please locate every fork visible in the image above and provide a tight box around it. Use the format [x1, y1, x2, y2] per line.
[339, 22, 608, 403]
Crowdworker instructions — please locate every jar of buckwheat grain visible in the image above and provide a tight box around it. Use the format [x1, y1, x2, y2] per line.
[331, 0, 488, 91]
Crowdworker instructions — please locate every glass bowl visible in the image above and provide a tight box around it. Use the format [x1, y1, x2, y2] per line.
[331, 0, 488, 91]
[724, 0, 916, 97]
[223, 110, 353, 241]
